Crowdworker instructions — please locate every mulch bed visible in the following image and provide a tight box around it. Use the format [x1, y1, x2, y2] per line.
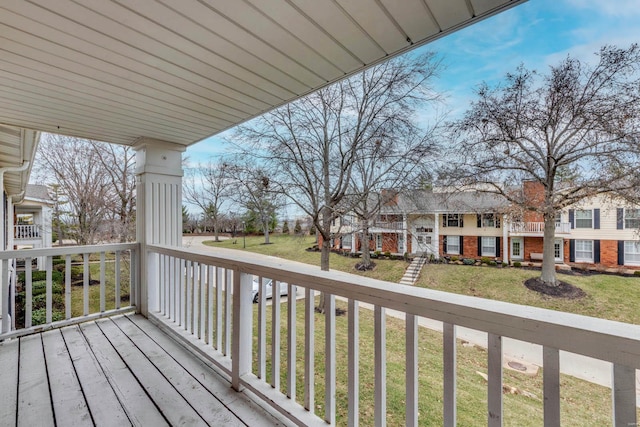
[355, 261, 376, 271]
[524, 278, 586, 299]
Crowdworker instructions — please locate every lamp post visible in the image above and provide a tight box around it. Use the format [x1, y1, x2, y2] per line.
[242, 221, 246, 248]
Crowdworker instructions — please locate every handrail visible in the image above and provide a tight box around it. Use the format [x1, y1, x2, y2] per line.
[147, 243, 640, 368]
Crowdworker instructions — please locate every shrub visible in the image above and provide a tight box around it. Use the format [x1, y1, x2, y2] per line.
[384, 251, 391, 258]
[451, 256, 459, 262]
[488, 260, 497, 266]
[52, 258, 66, 266]
[462, 258, 475, 265]
[513, 261, 522, 267]
[634, 271, 640, 277]
[18, 270, 63, 285]
[502, 262, 508, 267]
[31, 308, 65, 326]
[481, 257, 491, 264]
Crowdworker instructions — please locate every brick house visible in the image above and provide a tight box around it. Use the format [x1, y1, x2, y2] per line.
[328, 183, 640, 269]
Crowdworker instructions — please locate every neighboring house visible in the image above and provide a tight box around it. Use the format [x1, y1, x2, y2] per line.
[12, 184, 54, 269]
[328, 181, 640, 270]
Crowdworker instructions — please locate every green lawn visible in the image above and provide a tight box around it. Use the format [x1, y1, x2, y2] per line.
[252, 297, 631, 426]
[205, 234, 640, 324]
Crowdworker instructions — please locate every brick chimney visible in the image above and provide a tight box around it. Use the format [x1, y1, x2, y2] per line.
[523, 181, 544, 222]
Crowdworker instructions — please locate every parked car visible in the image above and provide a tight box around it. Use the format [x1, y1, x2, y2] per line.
[251, 278, 288, 303]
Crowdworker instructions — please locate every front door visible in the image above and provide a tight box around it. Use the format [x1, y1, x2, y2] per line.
[511, 237, 523, 260]
[398, 234, 404, 253]
[376, 234, 383, 251]
[554, 238, 564, 262]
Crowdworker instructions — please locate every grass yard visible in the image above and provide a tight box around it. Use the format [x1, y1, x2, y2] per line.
[252, 297, 635, 426]
[205, 234, 640, 324]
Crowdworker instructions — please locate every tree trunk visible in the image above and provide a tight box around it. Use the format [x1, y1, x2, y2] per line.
[263, 227, 270, 244]
[361, 219, 372, 267]
[540, 213, 558, 285]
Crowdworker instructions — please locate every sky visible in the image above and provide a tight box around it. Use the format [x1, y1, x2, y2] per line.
[185, 0, 640, 162]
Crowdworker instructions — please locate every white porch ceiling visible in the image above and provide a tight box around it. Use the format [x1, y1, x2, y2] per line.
[0, 0, 525, 149]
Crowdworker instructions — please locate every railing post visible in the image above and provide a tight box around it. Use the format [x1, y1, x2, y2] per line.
[231, 270, 252, 391]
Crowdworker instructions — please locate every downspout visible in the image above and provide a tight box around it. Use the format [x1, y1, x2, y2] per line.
[0, 161, 30, 250]
[0, 161, 29, 333]
[6, 191, 25, 251]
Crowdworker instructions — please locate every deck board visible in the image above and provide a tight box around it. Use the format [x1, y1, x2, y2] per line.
[79, 321, 170, 427]
[41, 329, 93, 427]
[0, 314, 288, 427]
[18, 334, 54, 427]
[0, 338, 19, 426]
[95, 318, 207, 426]
[112, 316, 244, 426]
[60, 325, 131, 427]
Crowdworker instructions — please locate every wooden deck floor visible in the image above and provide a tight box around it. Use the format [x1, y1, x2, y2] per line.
[0, 314, 288, 426]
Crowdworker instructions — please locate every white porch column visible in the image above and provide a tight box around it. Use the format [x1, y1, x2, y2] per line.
[134, 138, 185, 316]
[402, 214, 408, 255]
[433, 214, 440, 256]
[502, 214, 509, 264]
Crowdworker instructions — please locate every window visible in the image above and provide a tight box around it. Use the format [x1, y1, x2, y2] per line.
[446, 236, 460, 255]
[575, 210, 592, 228]
[446, 214, 462, 227]
[624, 241, 640, 265]
[625, 209, 640, 229]
[482, 214, 495, 228]
[341, 234, 352, 249]
[376, 234, 382, 251]
[481, 237, 496, 256]
[555, 212, 562, 226]
[575, 240, 593, 262]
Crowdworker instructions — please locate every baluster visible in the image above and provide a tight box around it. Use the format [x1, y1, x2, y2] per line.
[272, 279, 281, 391]
[25, 259, 33, 328]
[257, 277, 267, 379]
[325, 294, 336, 425]
[304, 287, 315, 413]
[488, 333, 503, 426]
[46, 256, 53, 323]
[612, 364, 637, 426]
[83, 253, 89, 316]
[543, 346, 560, 425]
[287, 283, 297, 401]
[100, 252, 106, 313]
[348, 299, 360, 426]
[374, 305, 386, 427]
[115, 251, 121, 310]
[443, 323, 456, 427]
[224, 269, 232, 356]
[216, 267, 222, 351]
[406, 313, 418, 426]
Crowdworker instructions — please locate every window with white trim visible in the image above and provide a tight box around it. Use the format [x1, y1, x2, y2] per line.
[446, 214, 462, 227]
[624, 241, 640, 265]
[575, 240, 593, 262]
[446, 236, 460, 255]
[341, 234, 352, 249]
[481, 214, 496, 228]
[575, 210, 592, 228]
[481, 237, 496, 256]
[625, 209, 640, 229]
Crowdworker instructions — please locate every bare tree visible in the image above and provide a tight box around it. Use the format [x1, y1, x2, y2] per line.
[449, 44, 640, 286]
[236, 53, 441, 266]
[226, 161, 281, 244]
[234, 53, 442, 312]
[35, 135, 112, 245]
[350, 130, 440, 268]
[91, 142, 136, 242]
[183, 160, 230, 241]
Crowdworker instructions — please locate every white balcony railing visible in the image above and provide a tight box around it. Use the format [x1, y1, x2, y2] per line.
[147, 244, 639, 426]
[509, 222, 571, 234]
[14, 224, 41, 239]
[372, 221, 403, 230]
[0, 243, 138, 339]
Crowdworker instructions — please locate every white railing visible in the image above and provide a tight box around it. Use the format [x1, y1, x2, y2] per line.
[147, 244, 639, 427]
[14, 224, 41, 239]
[372, 221, 403, 230]
[0, 243, 139, 340]
[509, 222, 571, 234]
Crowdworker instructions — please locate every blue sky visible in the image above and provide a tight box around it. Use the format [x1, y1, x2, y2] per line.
[186, 0, 640, 161]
